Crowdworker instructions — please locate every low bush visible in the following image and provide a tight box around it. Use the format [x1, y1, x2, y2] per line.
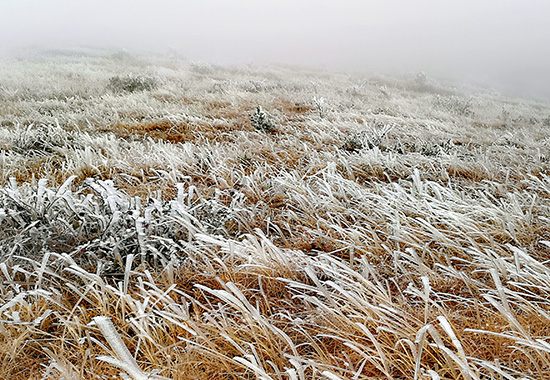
[433, 95, 474, 116]
[250, 106, 276, 132]
[108, 75, 158, 93]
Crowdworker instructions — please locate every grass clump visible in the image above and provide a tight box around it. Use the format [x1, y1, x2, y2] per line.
[11, 123, 71, 154]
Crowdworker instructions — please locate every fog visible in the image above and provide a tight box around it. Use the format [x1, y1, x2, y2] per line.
[1, 0, 549, 99]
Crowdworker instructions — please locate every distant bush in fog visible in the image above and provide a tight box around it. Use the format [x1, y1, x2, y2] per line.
[432, 94, 474, 116]
[108, 75, 157, 93]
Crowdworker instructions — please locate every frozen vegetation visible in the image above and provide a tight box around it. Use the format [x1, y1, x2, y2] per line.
[0, 49, 550, 379]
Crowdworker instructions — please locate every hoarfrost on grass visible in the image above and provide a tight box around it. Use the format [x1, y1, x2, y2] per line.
[0, 50, 549, 379]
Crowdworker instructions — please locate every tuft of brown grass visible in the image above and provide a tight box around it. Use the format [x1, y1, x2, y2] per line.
[99, 119, 254, 144]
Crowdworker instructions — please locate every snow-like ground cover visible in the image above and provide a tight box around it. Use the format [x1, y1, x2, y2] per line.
[1, 50, 550, 379]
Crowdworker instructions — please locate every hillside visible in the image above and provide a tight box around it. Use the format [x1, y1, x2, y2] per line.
[1, 51, 550, 379]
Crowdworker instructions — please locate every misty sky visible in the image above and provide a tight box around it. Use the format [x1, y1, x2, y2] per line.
[1, 0, 549, 98]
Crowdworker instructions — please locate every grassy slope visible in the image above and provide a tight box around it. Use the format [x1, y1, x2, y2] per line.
[0, 51, 550, 379]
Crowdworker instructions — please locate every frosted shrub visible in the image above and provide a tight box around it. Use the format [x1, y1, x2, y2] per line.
[432, 94, 474, 116]
[342, 135, 363, 153]
[108, 75, 158, 93]
[312, 96, 325, 118]
[414, 71, 428, 87]
[250, 106, 276, 132]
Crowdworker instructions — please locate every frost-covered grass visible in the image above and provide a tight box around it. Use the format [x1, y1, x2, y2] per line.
[1, 49, 550, 379]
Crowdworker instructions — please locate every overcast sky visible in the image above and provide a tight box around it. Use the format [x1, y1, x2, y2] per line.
[1, 0, 549, 98]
